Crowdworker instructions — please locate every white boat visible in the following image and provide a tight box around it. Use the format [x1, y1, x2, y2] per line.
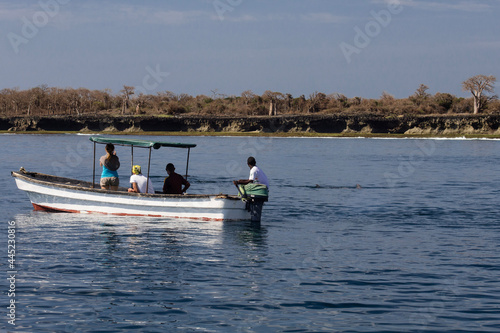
[11, 137, 267, 222]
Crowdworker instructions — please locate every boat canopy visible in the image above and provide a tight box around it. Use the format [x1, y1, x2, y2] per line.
[89, 136, 196, 191]
[89, 136, 196, 149]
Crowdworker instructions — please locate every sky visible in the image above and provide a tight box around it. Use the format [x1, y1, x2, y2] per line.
[0, 0, 499, 99]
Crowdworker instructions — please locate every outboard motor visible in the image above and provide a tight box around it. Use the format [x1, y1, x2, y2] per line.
[237, 184, 269, 223]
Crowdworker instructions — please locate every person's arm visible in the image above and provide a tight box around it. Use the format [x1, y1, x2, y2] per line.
[128, 182, 139, 193]
[182, 181, 190, 193]
[233, 179, 253, 186]
[163, 178, 168, 194]
[237, 167, 256, 185]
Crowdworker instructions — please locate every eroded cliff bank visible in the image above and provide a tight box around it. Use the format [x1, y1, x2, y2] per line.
[2, 114, 500, 135]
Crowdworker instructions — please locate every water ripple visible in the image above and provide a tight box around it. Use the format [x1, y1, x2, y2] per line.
[4, 135, 500, 332]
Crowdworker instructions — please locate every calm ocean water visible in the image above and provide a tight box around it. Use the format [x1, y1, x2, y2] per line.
[1, 134, 500, 332]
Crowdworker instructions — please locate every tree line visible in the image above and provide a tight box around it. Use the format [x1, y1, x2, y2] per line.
[1, 75, 497, 117]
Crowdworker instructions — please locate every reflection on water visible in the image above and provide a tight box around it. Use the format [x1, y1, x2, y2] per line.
[10, 212, 272, 332]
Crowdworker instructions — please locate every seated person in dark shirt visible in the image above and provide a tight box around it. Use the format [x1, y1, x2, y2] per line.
[163, 163, 190, 194]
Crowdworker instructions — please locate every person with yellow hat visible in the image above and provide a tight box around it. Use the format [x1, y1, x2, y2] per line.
[127, 165, 155, 194]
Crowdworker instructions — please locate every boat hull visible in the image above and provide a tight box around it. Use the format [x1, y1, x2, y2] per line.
[12, 172, 251, 221]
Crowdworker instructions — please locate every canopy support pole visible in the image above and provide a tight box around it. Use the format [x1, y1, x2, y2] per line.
[92, 141, 96, 188]
[131, 145, 134, 173]
[185, 148, 191, 180]
[146, 147, 152, 193]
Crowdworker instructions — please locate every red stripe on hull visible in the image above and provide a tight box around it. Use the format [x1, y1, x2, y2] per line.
[32, 203, 76, 213]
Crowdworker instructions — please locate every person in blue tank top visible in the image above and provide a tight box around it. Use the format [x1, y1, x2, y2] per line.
[99, 143, 120, 191]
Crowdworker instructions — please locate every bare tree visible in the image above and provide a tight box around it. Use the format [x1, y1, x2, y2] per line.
[308, 92, 327, 113]
[164, 91, 179, 101]
[262, 91, 284, 115]
[1, 88, 20, 115]
[135, 93, 146, 114]
[462, 75, 496, 114]
[284, 93, 293, 113]
[211, 89, 224, 99]
[241, 90, 256, 107]
[410, 84, 430, 106]
[120, 86, 135, 115]
[381, 91, 395, 102]
[26, 86, 47, 116]
[64, 89, 82, 115]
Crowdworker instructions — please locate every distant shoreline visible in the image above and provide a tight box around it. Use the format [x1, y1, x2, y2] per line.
[2, 114, 500, 138]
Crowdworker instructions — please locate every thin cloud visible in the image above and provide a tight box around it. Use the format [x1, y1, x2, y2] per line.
[218, 12, 348, 24]
[375, 0, 491, 12]
[469, 40, 500, 49]
[1, 4, 212, 27]
[117, 6, 207, 25]
[219, 14, 259, 22]
[0, 3, 74, 29]
[207, 12, 259, 22]
[0, 3, 39, 21]
[300, 13, 349, 24]
[150, 10, 206, 25]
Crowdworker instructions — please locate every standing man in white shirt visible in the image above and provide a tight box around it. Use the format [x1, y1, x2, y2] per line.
[233, 156, 269, 188]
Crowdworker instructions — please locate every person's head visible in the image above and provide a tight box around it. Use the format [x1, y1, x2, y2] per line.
[105, 143, 115, 159]
[247, 156, 256, 168]
[132, 165, 142, 175]
[166, 163, 175, 174]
